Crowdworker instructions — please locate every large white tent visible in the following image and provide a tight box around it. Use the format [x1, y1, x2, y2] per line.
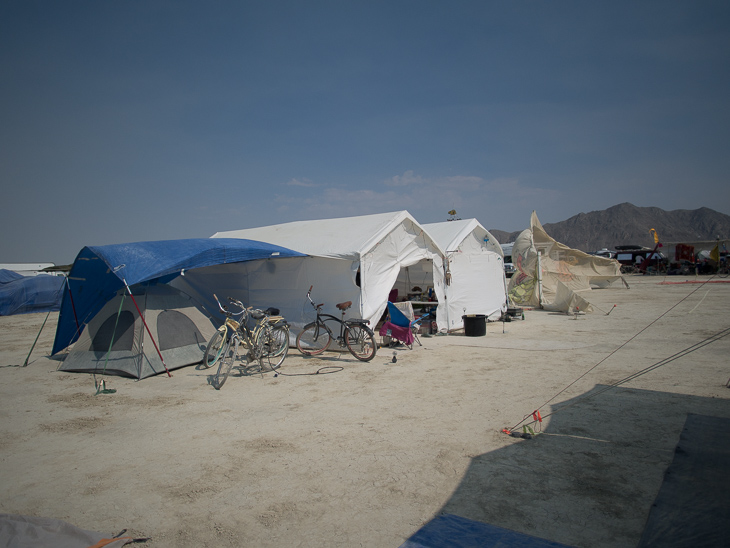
[198, 211, 448, 333]
[422, 219, 508, 331]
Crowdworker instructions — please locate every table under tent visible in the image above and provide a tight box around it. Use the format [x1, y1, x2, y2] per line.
[52, 238, 305, 379]
[209, 211, 450, 333]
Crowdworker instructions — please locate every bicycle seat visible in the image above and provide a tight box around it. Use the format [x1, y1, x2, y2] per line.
[336, 301, 352, 311]
[264, 307, 280, 316]
[250, 310, 265, 320]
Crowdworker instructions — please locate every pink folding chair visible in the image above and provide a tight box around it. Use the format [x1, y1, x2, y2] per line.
[378, 301, 415, 349]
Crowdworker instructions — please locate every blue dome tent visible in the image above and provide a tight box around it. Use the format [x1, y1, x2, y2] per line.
[53, 238, 305, 379]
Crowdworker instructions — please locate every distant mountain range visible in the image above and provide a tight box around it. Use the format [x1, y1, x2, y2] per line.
[488, 202, 730, 252]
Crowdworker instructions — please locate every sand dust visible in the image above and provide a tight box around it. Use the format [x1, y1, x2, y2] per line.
[1, 277, 729, 547]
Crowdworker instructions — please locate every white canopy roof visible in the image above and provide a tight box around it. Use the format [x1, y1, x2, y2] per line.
[210, 211, 449, 332]
[423, 219, 503, 257]
[213, 211, 444, 260]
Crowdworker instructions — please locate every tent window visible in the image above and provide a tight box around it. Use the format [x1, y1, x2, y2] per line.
[91, 311, 135, 352]
[157, 310, 205, 351]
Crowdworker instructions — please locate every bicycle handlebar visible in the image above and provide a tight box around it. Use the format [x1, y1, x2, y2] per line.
[213, 294, 228, 313]
[227, 296, 246, 309]
[305, 286, 324, 310]
[213, 294, 250, 317]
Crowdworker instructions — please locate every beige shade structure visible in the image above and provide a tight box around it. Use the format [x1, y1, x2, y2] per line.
[507, 211, 626, 313]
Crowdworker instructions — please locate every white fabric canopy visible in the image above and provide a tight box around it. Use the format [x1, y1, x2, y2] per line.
[423, 219, 508, 330]
[208, 211, 448, 332]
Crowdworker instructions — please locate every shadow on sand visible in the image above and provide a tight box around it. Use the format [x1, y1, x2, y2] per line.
[406, 385, 730, 548]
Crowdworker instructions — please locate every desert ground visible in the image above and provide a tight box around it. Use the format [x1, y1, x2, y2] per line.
[1, 276, 729, 547]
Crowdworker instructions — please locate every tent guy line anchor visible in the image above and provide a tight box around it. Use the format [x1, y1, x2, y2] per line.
[504, 280, 730, 433]
[115, 264, 173, 378]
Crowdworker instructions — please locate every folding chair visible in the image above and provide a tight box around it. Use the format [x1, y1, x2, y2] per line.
[409, 307, 437, 345]
[378, 301, 416, 349]
[392, 301, 424, 347]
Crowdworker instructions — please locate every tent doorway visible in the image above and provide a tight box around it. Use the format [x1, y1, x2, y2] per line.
[389, 259, 443, 329]
[392, 260, 435, 302]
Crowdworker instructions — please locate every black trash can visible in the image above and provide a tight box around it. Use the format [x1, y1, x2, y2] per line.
[462, 314, 486, 337]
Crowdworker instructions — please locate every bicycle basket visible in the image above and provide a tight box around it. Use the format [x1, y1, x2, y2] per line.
[225, 318, 240, 330]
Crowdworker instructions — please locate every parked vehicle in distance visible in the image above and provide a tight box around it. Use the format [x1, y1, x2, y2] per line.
[614, 245, 667, 273]
[592, 248, 615, 259]
[501, 242, 515, 277]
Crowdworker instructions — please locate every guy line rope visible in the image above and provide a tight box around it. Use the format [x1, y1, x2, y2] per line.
[505, 276, 730, 436]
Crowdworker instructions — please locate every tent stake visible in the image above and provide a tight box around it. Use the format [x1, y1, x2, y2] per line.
[121, 277, 172, 377]
[23, 311, 51, 367]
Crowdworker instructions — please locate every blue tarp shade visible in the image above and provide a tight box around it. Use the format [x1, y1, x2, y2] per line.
[52, 238, 305, 355]
[0, 269, 24, 284]
[637, 414, 730, 547]
[399, 514, 574, 548]
[0, 269, 64, 316]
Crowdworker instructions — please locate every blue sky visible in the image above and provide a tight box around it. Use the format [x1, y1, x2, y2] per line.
[2, 1, 729, 264]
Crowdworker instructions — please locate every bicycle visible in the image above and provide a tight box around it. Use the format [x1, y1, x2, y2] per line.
[203, 294, 290, 389]
[295, 286, 377, 361]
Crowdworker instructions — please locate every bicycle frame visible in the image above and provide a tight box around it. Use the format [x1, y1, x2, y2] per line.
[297, 286, 376, 361]
[215, 296, 256, 349]
[311, 312, 350, 348]
[302, 286, 357, 346]
[220, 299, 283, 360]
[207, 294, 290, 388]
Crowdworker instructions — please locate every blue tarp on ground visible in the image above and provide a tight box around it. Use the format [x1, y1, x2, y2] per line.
[52, 238, 305, 355]
[637, 414, 730, 547]
[0, 270, 64, 316]
[399, 514, 574, 548]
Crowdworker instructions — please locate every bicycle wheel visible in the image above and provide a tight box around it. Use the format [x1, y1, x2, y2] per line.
[202, 328, 226, 369]
[212, 334, 237, 389]
[258, 323, 290, 370]
[345, 324, 376, 362]
[296, 322, 332, 355]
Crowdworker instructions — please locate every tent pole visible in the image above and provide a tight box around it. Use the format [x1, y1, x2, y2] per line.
[537, 251, 544, 308]
[121, 278, 172, 377]
[65, 277, 81, 337]
[22, 311, 51, 367]
[440, 256, 450, 331]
